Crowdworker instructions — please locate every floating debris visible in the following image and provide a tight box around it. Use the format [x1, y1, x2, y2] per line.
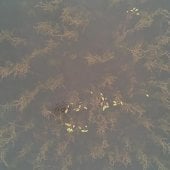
[64, 105, 70, 114]
[113, 100, 118, 106]
[101, 96, 105, 101]
[65, 123, 75, 133]
[66, 127, 74, 133]
[65, 122, 72, 127]
[126, 7, 140, 16]
[81, 129, 88, 133]
[74, 104, 82, 112]
[75, 108, 80, 112]
[100, 92, 104, 96]
[78, 126, 82, 130]
[83, 106, 88, 110]
[102, 102, 109, 111]
[146, 94, 149, 97]
[76, 125, 89, 133]
[64, 108, 69, 113]
[120, 101, 123, 105]
[112, 100, 123, 106]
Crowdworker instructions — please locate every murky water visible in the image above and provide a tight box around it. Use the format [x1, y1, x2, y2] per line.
[0, 0, 170, 170]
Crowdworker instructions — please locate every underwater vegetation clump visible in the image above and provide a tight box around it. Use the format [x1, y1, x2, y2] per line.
[0, 0, 170, 170]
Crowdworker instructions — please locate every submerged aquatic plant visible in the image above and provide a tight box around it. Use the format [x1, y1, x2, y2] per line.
[0, 0, 169, 169]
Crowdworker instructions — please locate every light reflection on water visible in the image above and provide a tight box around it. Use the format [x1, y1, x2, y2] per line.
[0, 0, 169, 170]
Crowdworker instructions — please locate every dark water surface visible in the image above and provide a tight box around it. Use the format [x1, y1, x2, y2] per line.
[0, 0, 170, 170]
